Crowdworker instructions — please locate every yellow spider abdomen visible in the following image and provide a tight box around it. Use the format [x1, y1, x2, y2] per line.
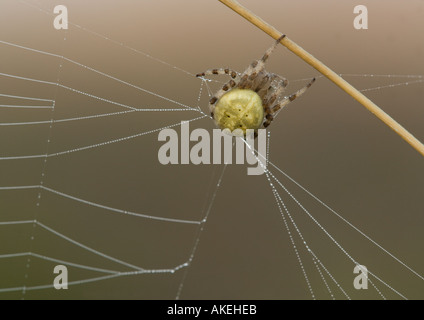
[213, 89, 264, 134]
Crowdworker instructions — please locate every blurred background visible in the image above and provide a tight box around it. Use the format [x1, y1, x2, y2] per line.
[0, 0, 423, 299]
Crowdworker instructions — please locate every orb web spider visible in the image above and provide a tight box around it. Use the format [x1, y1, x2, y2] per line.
[197, 35, 315, 135]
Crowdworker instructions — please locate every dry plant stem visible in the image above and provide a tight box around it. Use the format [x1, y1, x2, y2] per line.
[218, 0, 424, 157]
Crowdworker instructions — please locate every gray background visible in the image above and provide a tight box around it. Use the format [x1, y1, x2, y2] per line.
[0, 0, 423, 299]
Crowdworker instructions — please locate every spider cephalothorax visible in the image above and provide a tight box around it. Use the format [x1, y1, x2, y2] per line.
[197, 35, 315, 135]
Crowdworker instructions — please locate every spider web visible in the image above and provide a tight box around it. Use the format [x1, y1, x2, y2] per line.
[0, 0, 423, 300]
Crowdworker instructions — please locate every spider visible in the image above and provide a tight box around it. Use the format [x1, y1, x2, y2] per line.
[196, 35, 315, 136]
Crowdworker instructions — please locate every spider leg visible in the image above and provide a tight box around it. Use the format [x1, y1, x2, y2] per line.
[196, 68, 240, 81]
[270, 73, 289, 89]
[253, 73, 271, 92]
[257, 73, 288, 97]
[260, 35, 286, 64]
[271, 77, 316, 114]
[263, 113, 275, 128]
[208, 78, 238, 115]
[240, 35, 287, 88]
[240, 70, 275, 90]
[263, 79, 286, 108]
[251, 35, 286, 71]
[238, 73, 253, 89]
[261, 78, 287, 128]
[263, 77, 315, 128]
